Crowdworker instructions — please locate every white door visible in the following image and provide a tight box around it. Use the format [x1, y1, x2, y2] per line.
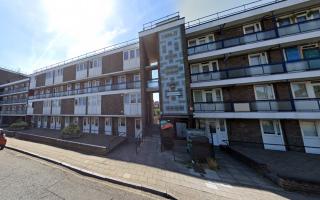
[37, 117, 41, 128]
[90, 117, 99, 134]
[42, 117, 47, 128]
[133, 74, 140, 88]
[104, 117, 112, 135]
[65, 117, 70, 128]
[50, 117, 55, 129]
[260, 120, 286, 151]
[118, 117, 126, 136]
[300, 121, 320, 154]
[206, 119, 228, 146]
[83, 117, 90, 133]
[135, 118, 142, 138]
[55, 117, 61, 130]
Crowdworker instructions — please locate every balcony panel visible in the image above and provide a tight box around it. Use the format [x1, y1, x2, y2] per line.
[294, 100, 320, 111]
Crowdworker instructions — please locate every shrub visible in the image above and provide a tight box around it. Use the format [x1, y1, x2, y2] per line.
[61, 124, 82, 139]
[9, 121, 29, 130]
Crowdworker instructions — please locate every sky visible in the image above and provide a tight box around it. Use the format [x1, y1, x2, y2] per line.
[0, 0, 254, 74]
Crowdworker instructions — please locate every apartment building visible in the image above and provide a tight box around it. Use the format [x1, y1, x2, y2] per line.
[27, 42, 142, 139]
[184, 0, 320, 154]
[1, 0, 319, 154]
[0, 68, 29, 125]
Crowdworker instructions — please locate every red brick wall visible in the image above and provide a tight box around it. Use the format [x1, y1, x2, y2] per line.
[281, 120, 305, 152]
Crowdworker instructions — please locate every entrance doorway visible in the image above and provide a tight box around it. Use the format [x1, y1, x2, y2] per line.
[152, 93, 160, 125]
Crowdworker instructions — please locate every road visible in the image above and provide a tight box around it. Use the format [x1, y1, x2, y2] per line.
[0, 149, 164, 200]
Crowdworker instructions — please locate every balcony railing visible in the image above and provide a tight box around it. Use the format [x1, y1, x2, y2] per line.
[0, 110, 27, 115]
[0, 87, 28, 95]
[147, 79, 159, 90]
[0, 99, 28, 104]
[29, 81, 141, 100]
[188, 18, 320, 56]
[191, 57, 320, 83]
[194, 98, 320, 112]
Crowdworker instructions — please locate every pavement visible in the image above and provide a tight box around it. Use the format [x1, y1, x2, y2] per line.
[5, 136, 320, 200]
[230, 145, 320, 183]
[0, 149, 163, 200]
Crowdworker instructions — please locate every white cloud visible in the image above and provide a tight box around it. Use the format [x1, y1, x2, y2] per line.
[31, 0, 127, 72]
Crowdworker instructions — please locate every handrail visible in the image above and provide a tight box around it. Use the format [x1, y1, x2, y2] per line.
[0, 99, 28, 104]
[143, 12, 180, 31]
[193, 98, 320, 112]
[30, 81, 141, 100]
[191, 56, 320, 83]
[33, 38, 139, 74]
[185, 0, 286, 29]
[188, 17, 320, 55]
[0, 87, 28, 95]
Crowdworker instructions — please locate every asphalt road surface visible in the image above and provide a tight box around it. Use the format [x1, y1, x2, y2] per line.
[0, 149, 165, 200]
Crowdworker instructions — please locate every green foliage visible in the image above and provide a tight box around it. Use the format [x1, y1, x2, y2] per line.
[61, 124, 82, 139]
[9, 121, 28, 130]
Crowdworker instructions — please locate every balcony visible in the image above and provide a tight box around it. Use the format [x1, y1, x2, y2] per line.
[191, 57, 320, 83]
[29, 81, 141, 100]
[188, 18, 320, 56]
[0, 87, 28, 95]
[0, 98, 28, 105]
[0, 110, 27, 115]
[194, 98, 320, 113]
[146, 79, 159, 91]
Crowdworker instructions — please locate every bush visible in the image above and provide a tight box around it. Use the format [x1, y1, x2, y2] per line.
[9, 121, 28, 130]
[61, 124, 82, 139]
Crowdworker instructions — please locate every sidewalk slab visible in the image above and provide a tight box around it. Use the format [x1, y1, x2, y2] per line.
[5, 138, 320, 200]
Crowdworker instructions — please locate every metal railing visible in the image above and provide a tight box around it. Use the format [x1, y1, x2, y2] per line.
[0, 110, 27, 115]
[33, 38, 139, 74]
[194, 98, 320, 112]
[143, 12, 180, 31]
[0, 99, 28, 104]
[188, 17, 320, 55]
[191, 57, 320, 83]
[29, 81, 141, 100]
[185, 0, 286, 29]
[0, 87, 28, 95]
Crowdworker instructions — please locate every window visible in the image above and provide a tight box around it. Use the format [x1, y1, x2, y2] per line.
[118, 75, 126, 83]
[278, 17, 291, 27]
[309, 10, 320, 19]
[255, 85, 275, 100]
[261, 120, 281, 135]
[204, 91, 213, 102]
[301, 121, 318, 137]
[190, 64, 200, 74]
[124, 51, 129, 60]
[130, 94, 136, 103]
[193, 91, 203, 102]
[296, 14, 307, 23]
[243, 23, 261, 34]
[249, 53, 268, 66]
[292, 83, 308, 98]
[302, 44, 320, 59]
[130, 50, 135, 59]
[285, 47, 301, 61]
[188, 40, 197, 47]
[105, 118, 111, 126]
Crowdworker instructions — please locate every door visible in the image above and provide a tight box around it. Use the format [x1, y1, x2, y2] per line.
[118, 117, 126, 136]
[42, 117, 48, 128]
[135, 118, 142, 138]
[83, 117, 90, 133]
[300, 121, 320, 154]
[104, 117, 112, 135]
[50, 117, 55, 129]
[118, 75, 126, 89]
[65, 117, 70, 128]
[206, 119, 228, 146]
[90, 117, 99, 134]
[37, 117, 41, 128]
[176, 122, 187, 138]
[260, 120, 286, 151]
[55, 117, 61, 130]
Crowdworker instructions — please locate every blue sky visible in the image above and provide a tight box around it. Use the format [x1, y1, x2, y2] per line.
[0, 0, 253, 74]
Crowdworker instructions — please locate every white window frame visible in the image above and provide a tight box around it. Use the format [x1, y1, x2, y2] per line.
[254, 84, 275, 100]
[299, 120, 320, 138]
[193, 89, 223, 102]
[248, 52, 268, 66]
[260, 120, 283, 136]
[190, 61, 219, 74]
[243, 22, 261, 34]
